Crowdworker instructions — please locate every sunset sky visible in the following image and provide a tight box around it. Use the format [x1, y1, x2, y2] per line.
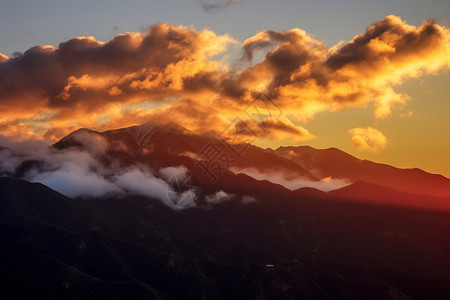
[0, 0, 449, 177]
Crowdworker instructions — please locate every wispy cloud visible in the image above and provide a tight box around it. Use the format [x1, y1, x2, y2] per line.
[230, 167, 351, 192]
[205, 190, 234, 204]
[241, 195, 257, 204]
[199, 0, 241, 12]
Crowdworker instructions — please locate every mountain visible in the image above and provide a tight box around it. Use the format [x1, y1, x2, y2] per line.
[2, 122, 449, 212]
[54, 122, 317, 181]
[56, 123, 450, 190]
[54, 122, 450, 200]
[2, 122, 450, 298]
[2, 177, 450, 299]
[329, 181, 450, 211]
[275, 146, 450, 198]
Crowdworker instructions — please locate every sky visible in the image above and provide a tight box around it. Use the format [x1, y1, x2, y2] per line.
[0, 0, 449, 177]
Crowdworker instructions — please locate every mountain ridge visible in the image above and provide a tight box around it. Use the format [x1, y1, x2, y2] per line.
[3, 122, 450, 210]
[2, 176, 450, 298]
[63, 123, 450, 198]
[329, 180, 450, 211]
[275, 145, 450, 197]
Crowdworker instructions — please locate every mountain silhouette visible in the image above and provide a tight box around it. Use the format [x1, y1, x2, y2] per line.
[275, 145, 450, 198]
[54, 122, 450, 200]
[329, 181, 450, 211]
[1, 176, 450, 299]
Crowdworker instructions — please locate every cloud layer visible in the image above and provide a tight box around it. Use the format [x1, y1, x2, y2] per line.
[0, 16, 449, 145]
[230, 167, 351, 192]
[0, 134, 195, 209]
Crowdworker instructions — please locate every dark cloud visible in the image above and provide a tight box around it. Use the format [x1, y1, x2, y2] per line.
[0, 23, 233, 111]
[325, 17, 447, 71]
[235, 15, 449, 120]
[199, 0, 241, 12]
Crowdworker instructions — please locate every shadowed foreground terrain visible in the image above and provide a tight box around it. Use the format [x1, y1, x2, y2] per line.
[1, 177, 450, 299]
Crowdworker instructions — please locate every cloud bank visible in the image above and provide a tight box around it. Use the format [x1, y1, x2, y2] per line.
[0, 16, 449, 146]
[230, 167, 351, 192]
[0, 135, 194, 209]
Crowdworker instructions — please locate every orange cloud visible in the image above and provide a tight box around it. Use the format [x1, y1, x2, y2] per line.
[240, 118, 315, 142]
[238, 15, 449, 121]
[0, 16, 449, 144]
[0, 53, 8, 63]
[349, 127, 387, 152]
[0, 23, 235, 140]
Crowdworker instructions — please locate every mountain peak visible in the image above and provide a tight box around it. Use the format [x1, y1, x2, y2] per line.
[133, 121, 190, 134]
[103, 121, 190, 138]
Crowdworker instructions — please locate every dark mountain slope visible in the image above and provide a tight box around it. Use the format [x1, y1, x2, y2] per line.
[329, 181, 450, 211]
[275, 146, 450, 198]
[1, 177, 450, 299]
